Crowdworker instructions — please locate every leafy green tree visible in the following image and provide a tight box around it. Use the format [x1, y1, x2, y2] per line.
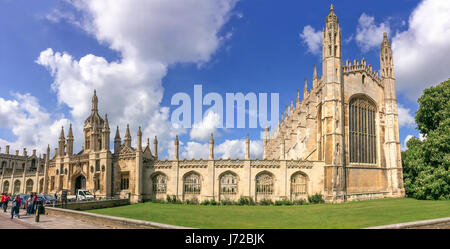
[415, 80, 450, 136]
[402, 79, 450, 200]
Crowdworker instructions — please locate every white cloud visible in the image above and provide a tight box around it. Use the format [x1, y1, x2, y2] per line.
[45, 8, 81, 28]
[401, 133, 425, 151]
[180, 142, 209, 159]
[0, 93, 70, 155]
[177, 138, 263, 159]
[190, 111, 222, 141]
[216, 139, 262, 159]
[393, 0, 450, 100]
[355, 13, 390, 52]
[73, 0, 238, 65]
[401, 134, 415, 151]
[397, 104, 415, 128]
[31, 0, 239, 157]
[299, 25, 322, 55]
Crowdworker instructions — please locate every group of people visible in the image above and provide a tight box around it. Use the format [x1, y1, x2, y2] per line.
[26, 193, 38, 216]
[1, 193, 21, 219]
[0, 193, 40, 219]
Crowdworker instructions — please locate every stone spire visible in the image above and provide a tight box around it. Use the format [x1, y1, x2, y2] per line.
[115, 125, 121, 139]
[245, 133, 250, 160]
[67, 124, 74, 156]
[58, 126, 65, 157]
[59, 126, 65, 140]
[91, 89, 98, 113]
[67, 124, 73, 138]
[174, 135, 179, 160]
[209, 133, 214, 160]
[380, 32, 394, 79]
[114, 126, 121, 154]
[283, 106, 287, 123]
[303, 78, 308, 99]
[102, 114, 110, 151]
[153, 136, 158, 158]
[263, 126, 269, 160]
[313, 64, 318, 88]
[290, 98, 294, 113]
[103, 114, 109, 129]
[137, 126, 142, 152]
[124, 124, 131, 147]
[47, 144, 50, 159]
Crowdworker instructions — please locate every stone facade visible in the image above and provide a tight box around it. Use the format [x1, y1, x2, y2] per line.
[0, 5, 405, 203]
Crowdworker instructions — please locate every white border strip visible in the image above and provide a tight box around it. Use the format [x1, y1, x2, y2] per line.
[365, 217, 450, 229]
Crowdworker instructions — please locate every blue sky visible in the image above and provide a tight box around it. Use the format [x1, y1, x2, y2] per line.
[1, 0, 449, 159]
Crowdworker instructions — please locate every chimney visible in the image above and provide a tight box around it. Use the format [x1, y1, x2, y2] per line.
[6, 145, 9, 154]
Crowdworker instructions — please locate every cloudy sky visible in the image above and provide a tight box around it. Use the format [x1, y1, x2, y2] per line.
[0, 0, 449, 158]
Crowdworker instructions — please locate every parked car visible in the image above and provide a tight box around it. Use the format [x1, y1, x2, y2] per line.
[67, 189, 95, 201]
[43, 194, 58, 205]
[36, 194, 57, 205]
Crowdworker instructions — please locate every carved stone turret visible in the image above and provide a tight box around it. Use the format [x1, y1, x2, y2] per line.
[245, 133, 250, 160]
[114, 126, 121, 154]
[58, 126, 65, 157]
[209, 133, 214, 160]
[174, 135, 179, 160]
[124, 124, 132, 148]
[67, 124, 74, 156]
[153, 136, 158, 158]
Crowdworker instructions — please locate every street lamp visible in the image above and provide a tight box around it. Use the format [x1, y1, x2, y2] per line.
[93, 174, 97, 200]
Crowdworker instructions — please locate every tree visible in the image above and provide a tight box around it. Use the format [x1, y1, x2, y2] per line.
[402, 79, 450, 200]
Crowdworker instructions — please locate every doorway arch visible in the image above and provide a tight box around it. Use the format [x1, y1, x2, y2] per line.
[74, 175, 86, 193]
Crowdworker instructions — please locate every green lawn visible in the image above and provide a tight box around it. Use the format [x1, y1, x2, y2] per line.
[86, 198, 450, 229]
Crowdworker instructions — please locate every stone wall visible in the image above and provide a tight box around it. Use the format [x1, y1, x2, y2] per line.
[53, 199, 130, 211]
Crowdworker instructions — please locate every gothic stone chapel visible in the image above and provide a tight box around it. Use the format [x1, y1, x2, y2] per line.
[0, 5, 405, 203]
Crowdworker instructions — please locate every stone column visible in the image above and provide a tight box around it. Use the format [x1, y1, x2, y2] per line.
[35, 157, 40, 193]
[43, 145, 50, 194]
[245, 134, 250, 160]
[133, 127, 143, 203]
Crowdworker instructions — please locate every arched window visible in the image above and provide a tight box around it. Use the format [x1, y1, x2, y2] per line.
[26, 179, 33, 193]
[219, 172, 238, 195]
[291, 173, 307, 200]
[13, 180, 21, 194]
[1, 161, 7, 168]
[3, 181, 9, 193]
[362, 75, 366, 84]
[152, 174, 167, 194]
[256, 172, 273, 200]
[349, 96, 377, 164]
[183, 172, 201, 195]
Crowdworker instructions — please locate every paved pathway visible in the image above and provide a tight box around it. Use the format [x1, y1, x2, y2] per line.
[0, 207, 106, 229]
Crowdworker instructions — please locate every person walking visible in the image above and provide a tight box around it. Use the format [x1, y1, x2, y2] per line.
[32, 193, 38, 214]
[2, 194, 9, 212]
[0, 193, 4, 211]
[10, 195, 21, 219]
[26, 194, 33, 215]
